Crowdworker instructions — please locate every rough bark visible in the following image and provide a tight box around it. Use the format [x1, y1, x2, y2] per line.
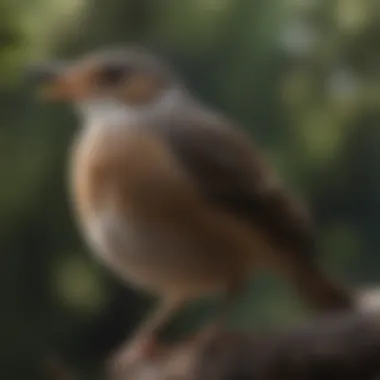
[108, 310, 380, 380]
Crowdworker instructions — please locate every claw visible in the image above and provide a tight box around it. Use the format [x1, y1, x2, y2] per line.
[106, 335, 160, 379]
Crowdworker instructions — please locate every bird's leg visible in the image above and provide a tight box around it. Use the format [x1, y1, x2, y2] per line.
[109, 296, 184, 371]
[219, 275, 246, 322]
[191, 279, 245, 346]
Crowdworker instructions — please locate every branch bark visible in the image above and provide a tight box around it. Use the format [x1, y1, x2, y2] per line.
[111, 310, 380, 380]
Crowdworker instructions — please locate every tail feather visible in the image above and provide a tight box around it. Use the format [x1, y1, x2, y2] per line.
[280, 256, 355, 312]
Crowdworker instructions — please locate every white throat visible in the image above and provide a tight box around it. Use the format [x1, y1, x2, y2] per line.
[78, 86, 185, 127]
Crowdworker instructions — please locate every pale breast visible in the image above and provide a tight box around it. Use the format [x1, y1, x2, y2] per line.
[69, 120, 228, 296]
[81, 207, 153, 288]
[80, 203, 234, 298]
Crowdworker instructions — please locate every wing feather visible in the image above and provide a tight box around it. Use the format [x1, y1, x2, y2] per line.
[151, 109, 315, 259]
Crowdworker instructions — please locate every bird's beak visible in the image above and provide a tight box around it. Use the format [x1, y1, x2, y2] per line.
[26, 61, 74, 102]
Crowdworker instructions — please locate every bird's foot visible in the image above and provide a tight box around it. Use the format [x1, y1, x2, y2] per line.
[107, 334, 162, 379]
[186, 320, 225, 347]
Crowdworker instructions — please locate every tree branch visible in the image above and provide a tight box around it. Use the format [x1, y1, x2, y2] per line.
[111, 310, 380, 380]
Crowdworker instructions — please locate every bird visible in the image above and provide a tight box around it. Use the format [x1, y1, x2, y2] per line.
[28, 46, 354, 365]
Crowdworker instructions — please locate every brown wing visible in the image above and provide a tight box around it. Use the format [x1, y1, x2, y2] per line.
[152, 109, 316, 260]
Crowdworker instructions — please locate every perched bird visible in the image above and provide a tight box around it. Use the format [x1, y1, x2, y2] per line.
[29, 46, 354, 364]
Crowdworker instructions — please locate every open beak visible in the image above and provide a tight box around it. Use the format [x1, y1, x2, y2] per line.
[26, 61, 73, 101]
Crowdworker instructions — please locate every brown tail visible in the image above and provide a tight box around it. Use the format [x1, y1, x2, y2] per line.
[281, 256, 355, 312]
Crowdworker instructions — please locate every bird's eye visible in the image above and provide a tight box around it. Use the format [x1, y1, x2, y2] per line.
[97, 63, 131, 86]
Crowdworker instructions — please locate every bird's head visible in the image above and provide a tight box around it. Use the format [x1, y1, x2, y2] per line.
[28, 46, 179, 110]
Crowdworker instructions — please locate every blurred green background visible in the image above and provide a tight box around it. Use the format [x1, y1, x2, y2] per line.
[1, 0, 380, 378]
